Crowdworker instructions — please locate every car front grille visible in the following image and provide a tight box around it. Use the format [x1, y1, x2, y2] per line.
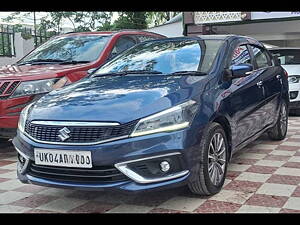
[28, 162, 129, 183]
[0, 80, 20, 97]
[25, 120, 138, 144]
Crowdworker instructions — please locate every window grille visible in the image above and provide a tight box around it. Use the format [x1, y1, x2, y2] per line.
[0, 25, 15, 57]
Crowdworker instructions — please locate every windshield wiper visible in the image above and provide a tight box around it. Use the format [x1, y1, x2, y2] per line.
[17, 59, 91, 66]
[59, 60, 91, 65]
[169, 71, 207, 76]
[17, 59, 65, 65]
[93, 70, 163, 77]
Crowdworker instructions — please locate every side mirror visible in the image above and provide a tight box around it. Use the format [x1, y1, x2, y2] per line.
[224, 63, 254, 80]
[273, 56, 281, 66]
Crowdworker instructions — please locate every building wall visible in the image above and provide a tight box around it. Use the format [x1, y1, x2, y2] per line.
[183, 12, 300, 47]
[0, 32, 35, 66]
[145, 21, 184, 37]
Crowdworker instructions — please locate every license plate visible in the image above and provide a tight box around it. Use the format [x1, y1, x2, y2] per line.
[34, 148, 92, 168]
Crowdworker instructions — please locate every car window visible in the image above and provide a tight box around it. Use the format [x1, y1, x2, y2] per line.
[18, 35, 111, 63]
[111, 36, 137, 56]
[94, 39, 225, 75]
[231, 45, 252, 66]
[250, 46, 270, 68]
[136, 35, 159, 43]
[270, 49, 300, 65]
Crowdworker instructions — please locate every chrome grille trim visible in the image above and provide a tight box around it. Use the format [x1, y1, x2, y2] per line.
[23, 120, 138, 145]
[24, 132, 129, 146]
[31, 121, 120, 126]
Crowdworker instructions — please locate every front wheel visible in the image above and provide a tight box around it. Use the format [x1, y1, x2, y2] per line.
[268, 101, 288, 141]
[188, 122, 228, 196]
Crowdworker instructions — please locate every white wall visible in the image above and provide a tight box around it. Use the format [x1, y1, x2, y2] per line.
[213, 19, 300, 47]
[0, 32, 35, 66]
[145, 21, 183, 37]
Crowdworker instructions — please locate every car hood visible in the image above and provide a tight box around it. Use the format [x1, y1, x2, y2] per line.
[0, 63, 88, 79]
[280, 65, 300, 76]
[29, 75, 206, 123]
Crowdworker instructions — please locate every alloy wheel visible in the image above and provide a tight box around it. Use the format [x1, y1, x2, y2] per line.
[280, 103, 287, 135]
[208, 132, 227, 186]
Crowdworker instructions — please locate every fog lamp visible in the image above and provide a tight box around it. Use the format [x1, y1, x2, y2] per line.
[160, 161, 171, 172]
[17, 153, 29, 174]
[290, 91, 298, 100]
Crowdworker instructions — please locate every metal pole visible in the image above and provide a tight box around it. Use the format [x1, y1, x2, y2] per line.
[33, 11, 37, 47]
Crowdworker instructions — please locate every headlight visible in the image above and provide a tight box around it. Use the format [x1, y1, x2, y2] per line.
[18, 103, 34, 133]
[130, 100, 198, 137]
[288, 75, 300, 83]
[11, 79, 58, 98]
[52, 77, 70, 89]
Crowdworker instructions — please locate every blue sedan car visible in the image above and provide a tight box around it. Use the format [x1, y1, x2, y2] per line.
[13, 35, 289, 196]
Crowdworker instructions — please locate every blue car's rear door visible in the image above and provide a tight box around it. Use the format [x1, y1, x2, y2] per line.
[249, 45, 283, 128]
[225, 44, 266, 148]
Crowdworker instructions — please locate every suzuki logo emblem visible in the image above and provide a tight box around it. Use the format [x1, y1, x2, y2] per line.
[58, 127, 71, 141]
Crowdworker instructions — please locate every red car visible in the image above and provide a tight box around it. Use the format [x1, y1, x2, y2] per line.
[0, 30, 166, 143]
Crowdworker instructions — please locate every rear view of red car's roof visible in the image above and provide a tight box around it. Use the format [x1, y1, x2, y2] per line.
[60, 30, 166, 38]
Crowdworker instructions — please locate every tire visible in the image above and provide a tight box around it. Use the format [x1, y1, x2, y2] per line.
[188, 122, 229, 196]
[289, 109, 300, 116]
[268, 101, 288, 141]
[0, 138, 9, 143]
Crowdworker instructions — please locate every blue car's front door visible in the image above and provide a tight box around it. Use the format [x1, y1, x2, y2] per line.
[224, 44, 266, 148]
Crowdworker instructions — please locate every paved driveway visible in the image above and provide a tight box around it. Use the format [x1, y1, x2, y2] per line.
[0, 117, 300, 213]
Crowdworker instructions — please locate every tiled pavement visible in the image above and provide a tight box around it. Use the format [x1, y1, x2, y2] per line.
[0, 117, 300, 213]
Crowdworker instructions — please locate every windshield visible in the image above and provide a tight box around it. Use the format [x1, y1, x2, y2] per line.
[270, 49, 300, 65]
[18, 35, 111, 64]
[93, 38, 225, 76]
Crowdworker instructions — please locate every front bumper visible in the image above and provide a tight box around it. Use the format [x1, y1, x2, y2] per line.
[289, 101, 300, 110]
[13, 127, 203, 193]
[289, 82, 300, 110]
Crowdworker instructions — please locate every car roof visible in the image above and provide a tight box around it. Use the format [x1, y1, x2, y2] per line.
[140, 34, 260, 44]
[59, 30, 166, 38]
[269, 47, 300, 50]
[197, 34, 237, 40]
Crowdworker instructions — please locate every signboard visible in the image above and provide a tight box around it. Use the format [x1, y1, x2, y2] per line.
[251, 12, 300, 20]
[193, 12, 300, 25]
[194, 12, 248, 24]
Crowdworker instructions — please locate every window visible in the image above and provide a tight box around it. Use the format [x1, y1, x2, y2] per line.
[111, 36, 137, 56]
[269, 49, 300, 65]
[95, 39, 225, 75]
[231, 45, 251, 66]
[0, 25, 15, 57]
[19, 35, 111, 63]
[136, 35, 159, 43]
[251, 46, 270, 68]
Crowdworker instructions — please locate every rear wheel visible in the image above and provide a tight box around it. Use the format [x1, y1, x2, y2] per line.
[188, 122, 228, 196]
[268, 101, 288, 141]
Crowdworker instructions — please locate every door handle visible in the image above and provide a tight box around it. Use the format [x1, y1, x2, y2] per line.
[276, 75, 281, 79]
[257, 81, 263, 87]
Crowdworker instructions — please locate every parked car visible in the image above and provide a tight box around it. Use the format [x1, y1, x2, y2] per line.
[13, 35, 289, 196]
[0, 30, 166, 143]
[269, 47, 300, 115]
